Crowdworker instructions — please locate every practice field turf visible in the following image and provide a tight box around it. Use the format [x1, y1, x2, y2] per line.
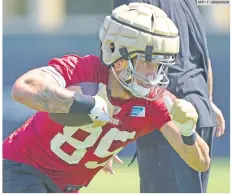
[82, 157, 230, 193]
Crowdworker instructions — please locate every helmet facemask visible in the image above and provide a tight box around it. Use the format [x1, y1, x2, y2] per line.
[111, 49, 175, 100]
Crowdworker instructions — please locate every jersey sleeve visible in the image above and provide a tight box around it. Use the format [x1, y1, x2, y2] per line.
[150, 90, 176, 130]
[48, 54, 109, 87]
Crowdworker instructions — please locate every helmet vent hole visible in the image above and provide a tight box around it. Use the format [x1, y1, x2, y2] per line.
[109, 42, 115, 53]
[151, 14, 154, 29]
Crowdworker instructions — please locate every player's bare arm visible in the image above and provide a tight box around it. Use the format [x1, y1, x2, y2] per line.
[207, 58, 213, 101]
[11, 68, 76, 113]
[161, 122, 210, 172]
[160, 97, 210, 172]
[11, 67, 111, 125]
[207, 58, 225, 136]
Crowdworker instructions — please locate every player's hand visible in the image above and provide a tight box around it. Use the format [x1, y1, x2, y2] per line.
[96, 83, 114, 118]
[103, 155, 123, 175]
[211, 101, 225, 137]
[164, 96, 198, 137]
[90, 83, 114, 128]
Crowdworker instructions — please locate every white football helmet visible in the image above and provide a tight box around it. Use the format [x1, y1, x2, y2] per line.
[99, 3, 180, 100]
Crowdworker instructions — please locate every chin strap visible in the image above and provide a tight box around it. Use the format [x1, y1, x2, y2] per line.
[111, 66, 133, 94]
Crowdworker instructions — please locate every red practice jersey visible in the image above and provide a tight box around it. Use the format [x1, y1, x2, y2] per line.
[3, 54, 175, 192]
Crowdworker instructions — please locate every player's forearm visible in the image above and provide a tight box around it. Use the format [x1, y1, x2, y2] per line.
[207, 58, 213, 101]
[181, 134, 210, 172]
[161, 126, 210, 172]
[12, 81, 75, 113]
[12, 73, 106, 123]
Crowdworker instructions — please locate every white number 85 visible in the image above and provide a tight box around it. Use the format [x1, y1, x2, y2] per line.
[50, 126, 136, 169]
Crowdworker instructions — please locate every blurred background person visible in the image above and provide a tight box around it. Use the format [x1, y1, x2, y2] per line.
[3, 0, 230, 193]
[114, 0, 226, 193]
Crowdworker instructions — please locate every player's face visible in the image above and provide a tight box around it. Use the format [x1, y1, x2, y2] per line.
[131, 56, 159, 88]
[112, 54, 168, 100]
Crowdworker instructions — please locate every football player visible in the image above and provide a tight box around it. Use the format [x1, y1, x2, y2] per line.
[3, 3, 210, 193]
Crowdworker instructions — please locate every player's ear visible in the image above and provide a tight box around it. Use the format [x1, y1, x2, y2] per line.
[113, 59, 127, 72]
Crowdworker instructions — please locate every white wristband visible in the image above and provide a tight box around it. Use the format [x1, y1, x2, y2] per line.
[88, 95, 110, 122]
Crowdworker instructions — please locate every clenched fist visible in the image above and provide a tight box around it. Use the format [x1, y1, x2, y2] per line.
[90, 83, 114, 128]
[164, 96, 198, 136]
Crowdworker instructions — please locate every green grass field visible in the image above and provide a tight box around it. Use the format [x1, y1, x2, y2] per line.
[82, 157, 230, 193]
